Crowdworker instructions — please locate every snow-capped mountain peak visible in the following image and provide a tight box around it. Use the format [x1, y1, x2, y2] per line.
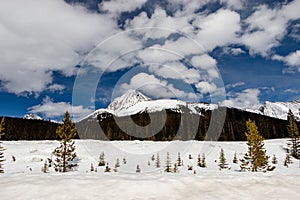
[23, 113, 43, 120]
[107, 89, 151, 112]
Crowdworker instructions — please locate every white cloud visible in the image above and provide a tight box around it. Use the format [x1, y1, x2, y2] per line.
[285, 89, 300, 94]
[241, 0, 300, 56]
[220, 0, 245, 10]
[148, 62, 201, 84]
[48, 84, 66, 93]
[28, 97, 93, 121]
[120, 73, 199, 100]
[222, 47, 245, 55]
[190, 54, 219, 79]
[193, 9, 241, 51]
[0, 0, 117, 95]
[125, 8, 193, 39]
[221, 88, 261, 109]
[195, 81, 218, 94]
[99, 0, 147, 17]
[226, 82, 245, 89]
[273, 50, 300, 73]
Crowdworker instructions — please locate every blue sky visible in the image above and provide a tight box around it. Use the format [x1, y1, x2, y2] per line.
[0, 0, 300, 121]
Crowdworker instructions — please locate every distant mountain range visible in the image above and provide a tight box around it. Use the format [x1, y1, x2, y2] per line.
[82, 89, 300, 122]
[76, 90, 300, 141]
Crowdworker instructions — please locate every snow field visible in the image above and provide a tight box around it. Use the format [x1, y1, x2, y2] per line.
[0, 139, 299, 199]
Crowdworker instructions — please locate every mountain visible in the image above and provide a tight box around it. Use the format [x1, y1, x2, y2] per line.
[107, 89, 151, 112]
[84, 89, 300, 121]
[76, 90, 299, 141]
[259, 100, 300, 121]
[23, 113, 43, 120]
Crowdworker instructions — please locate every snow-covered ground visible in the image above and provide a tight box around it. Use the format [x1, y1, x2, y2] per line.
[0, 139, 299, 199]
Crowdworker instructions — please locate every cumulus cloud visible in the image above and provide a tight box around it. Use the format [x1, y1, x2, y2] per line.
[147, 62, 201, 84]
[193, 9, 241, 51]
[221, 88, 261, 109]
[190, 54, 219, 79]
[28, 96, 93, 121]
[120, 72, 199, 100]
[241, 0, 300, 56]
[99, 0, 147, 17]
[222, 47, 245, 55]
[0, 0, 117, 95]
[273, 50, 300, 73]
[220, 0, 245, 10]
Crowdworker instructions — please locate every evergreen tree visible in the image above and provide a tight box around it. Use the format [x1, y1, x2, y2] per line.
[104, 163, 111, 172]
[218, 148, 229, 170]
[52, 111, 77, 172]
[197, 154, 201, 167]
[240, 119, 270, 172]
[177, 152, 182, 167]
[98, 152, 105, 166]
[287, 110, 300, 159]
[0, 118, 6, 173]
[90, 163, 94, 172]
[272, 154, 278, 164]
[284, 153, 292, 167]
[200, 153, 206, 168]
[156, 153, 161, 168]
[173, 163, 178, 173]
[136, 164, 141, 173]
[123, 157, 127, 165]
[151, 154, 155, 161]
[233, 152, 238, 164]
[42, 160, 49, 173]
[165, 152, 172, 172]
[115, 158, 120, 168]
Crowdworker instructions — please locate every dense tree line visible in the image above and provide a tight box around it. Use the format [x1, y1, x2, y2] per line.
[76, 107, 293, 141]
[0, 117, 79, 140]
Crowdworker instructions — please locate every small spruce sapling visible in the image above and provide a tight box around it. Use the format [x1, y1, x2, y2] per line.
[136, 165, 141, 173]
[156, 153, 161, 168]
[218, 148, 229, 170]
[165, 152, 172, 172]
[233, 152, 238, 164]
[272, 154, 278, 164]
[98, 152, 105, 166]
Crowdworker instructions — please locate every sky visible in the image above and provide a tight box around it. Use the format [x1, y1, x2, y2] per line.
[0, 0, 300, 121]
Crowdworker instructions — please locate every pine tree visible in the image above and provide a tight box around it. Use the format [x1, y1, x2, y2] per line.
[0, 117, 6, 173]
[156, 153, 161, 168]
[42, 160, 49, 173]
[233, 152, 238, 164]
[151, 154, 155, 161]
[241, 119, 270, 172]
[52, 111, 77, 172]
[123, 157, 127, 165]
[218, 148, 229, 170]
[90, 163, 94, 172]
[287, 110, 300, 159]
[104, 163, 111, 172]
[272, 154, 278, 164]
[98, 152, 105, 166]
[197, 154, 201, 167]
[115, 158, 120, 168]
[284, 153, 292, 167]
[165, 152, 172, 172]
[177, 152, 182, 166]
[136, 164, 141, 173]
[200, 153, 206, 168]
[173, 163, 178, 173]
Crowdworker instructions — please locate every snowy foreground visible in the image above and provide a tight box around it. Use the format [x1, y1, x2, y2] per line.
[0, 139, 300, 200]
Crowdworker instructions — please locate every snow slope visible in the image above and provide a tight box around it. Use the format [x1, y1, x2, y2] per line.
[0, 139, 299, 199]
